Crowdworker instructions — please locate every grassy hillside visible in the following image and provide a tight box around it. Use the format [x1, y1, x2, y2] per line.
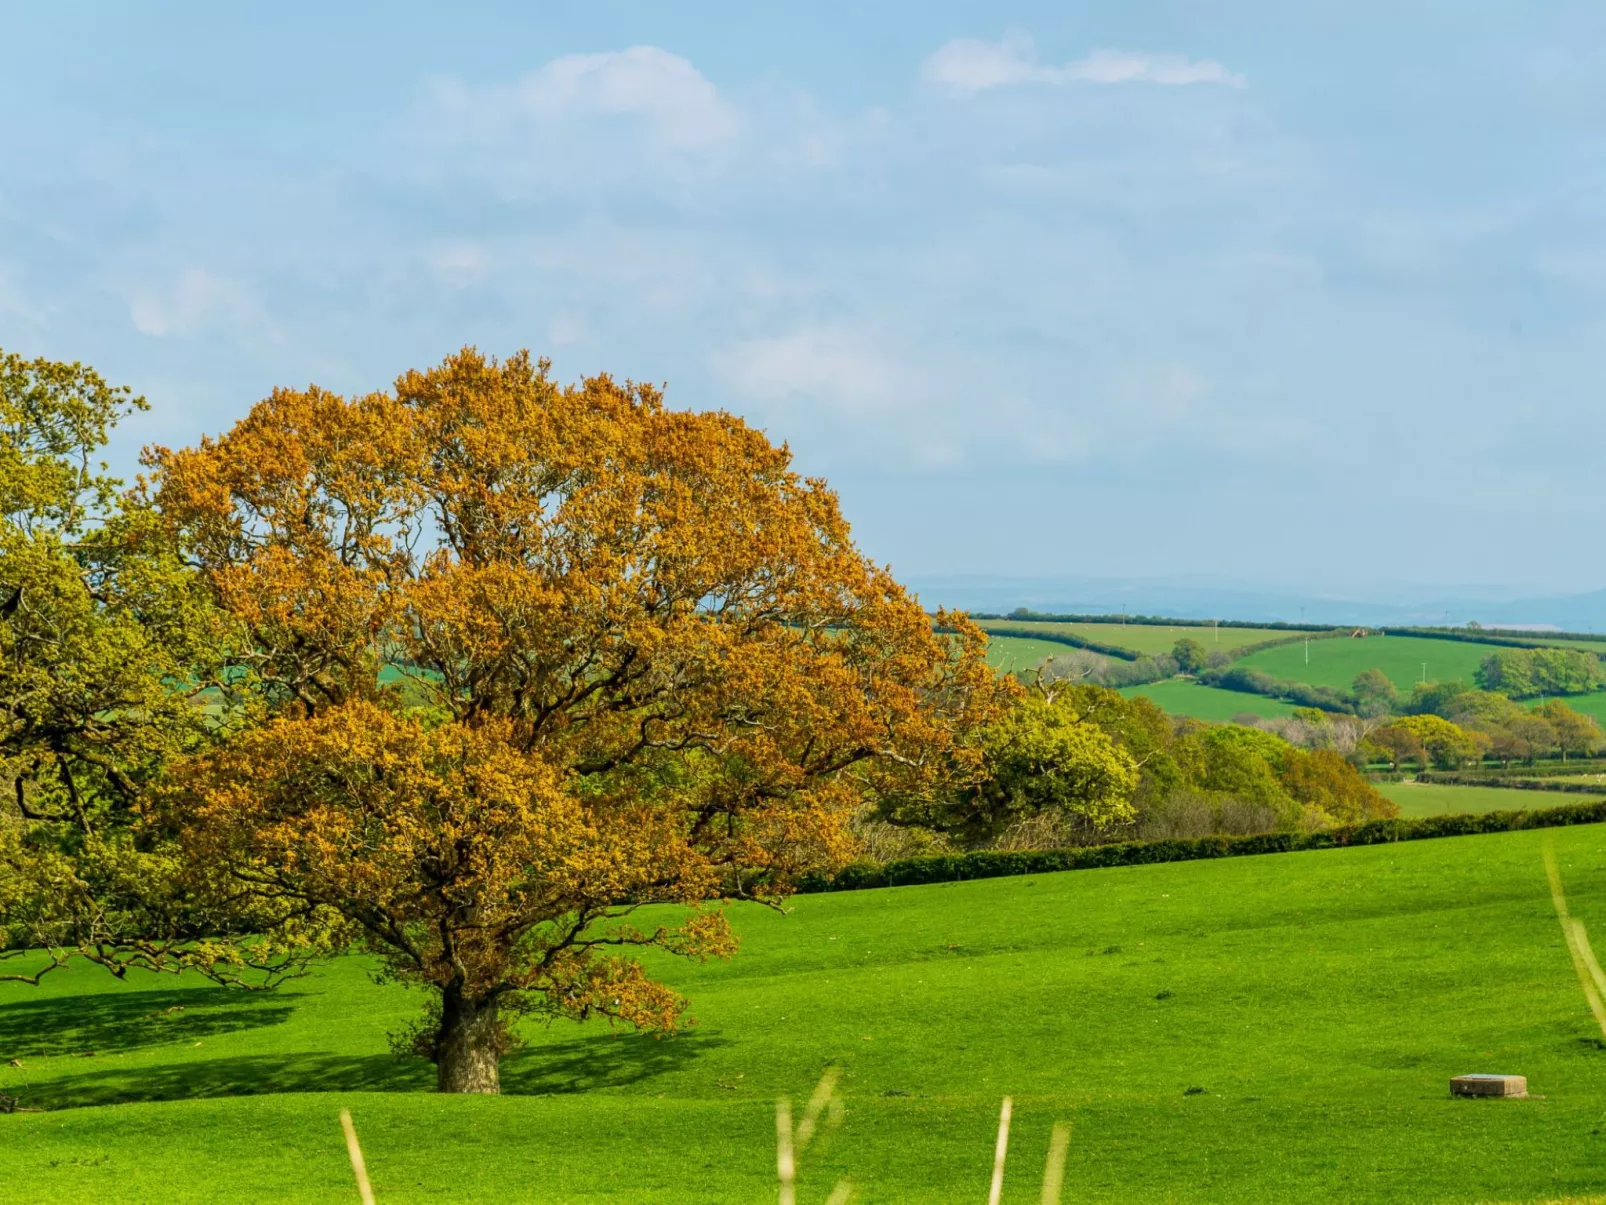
[1378, 781, 1605, 817]
[1235, 634, 1517, 696]
[982, 634, 1075, 673]
[1118, 680, 1300, 721]
[9, 826, 1606, 1202]
[978, 620, 1298, 659]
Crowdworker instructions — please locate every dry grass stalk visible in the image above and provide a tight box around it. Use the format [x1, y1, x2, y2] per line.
[776, 1096, 796, 1205]
[339, 1108, 376, 1205]
[988, 1096, 1013, 1205]
[1040, 1123, 1071, 1204]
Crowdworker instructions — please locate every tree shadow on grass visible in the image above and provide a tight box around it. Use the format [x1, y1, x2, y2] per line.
[6, 1028, 727, 1111]
[0, 987, 299, 1060]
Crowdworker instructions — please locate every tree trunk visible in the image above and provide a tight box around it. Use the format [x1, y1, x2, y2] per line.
[436, 990, 501, 1094]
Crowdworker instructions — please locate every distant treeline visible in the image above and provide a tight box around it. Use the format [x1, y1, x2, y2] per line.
[968, 611, 1606, 650]
[1378, 626, 1606, 652]
[974, 609, 1337, 633]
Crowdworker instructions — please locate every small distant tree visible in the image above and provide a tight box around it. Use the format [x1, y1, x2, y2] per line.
[1171, 638, 1209, 675]
[1365, 724, 1422, 771]
[1390, 714, 1484, 770]
[1487, 715, 1555, 767]
[1535, 701, 1604, 762]
[1351, 669, 1398, 718]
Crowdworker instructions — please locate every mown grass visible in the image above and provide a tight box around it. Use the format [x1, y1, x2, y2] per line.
[1118, 679, 1300, 721]
[1377, 781, 1605, 818]
[7, 826, 1606, 1202]
[977, 620, 1297, 659]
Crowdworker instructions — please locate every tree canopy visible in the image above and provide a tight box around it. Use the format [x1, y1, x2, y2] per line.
[0, 349, 267, 986]
[150, 348, 1008, 1092]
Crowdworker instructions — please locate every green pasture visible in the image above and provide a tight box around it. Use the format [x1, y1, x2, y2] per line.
[1524, 692, 1606, 725]
[1118, 679, 1299, 722]
[977, 620, 1298, 659]
[1377, 781, 1605, 818]
[12, 826, 1606, 1201]
[982, 634, 1073, 673]
[1236, 635, 1521, 696]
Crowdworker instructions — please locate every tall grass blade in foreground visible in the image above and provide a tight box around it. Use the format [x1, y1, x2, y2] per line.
[777, 1069, 847, 1204]
[1040, 1123, 1071, 1205]
[339, 1109, 376, 1205]
[776, 1097, 796, 1205]
[988, 1097, 1013, 1205]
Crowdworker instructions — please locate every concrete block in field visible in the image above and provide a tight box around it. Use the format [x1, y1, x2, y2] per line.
[1451, 1074, 1527, 1098]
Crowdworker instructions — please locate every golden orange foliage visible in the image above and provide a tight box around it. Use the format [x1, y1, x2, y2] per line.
[150, 349, 1007, 1090]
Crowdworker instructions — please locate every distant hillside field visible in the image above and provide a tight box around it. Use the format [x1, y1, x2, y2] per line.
[978, 619, 1299, 658]
[1235, 634, 1523, 696]
[1118, 680, 1300, 722]
[1377, 781, 1605, 817]
[982, 634, 1075, 673]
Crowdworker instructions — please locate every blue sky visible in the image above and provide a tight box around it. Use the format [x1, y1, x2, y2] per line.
[4, 2, 1604, 596]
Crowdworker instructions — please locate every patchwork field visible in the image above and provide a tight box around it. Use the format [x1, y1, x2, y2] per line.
[1236, 635, 1524, 696]
[1118, 679, 1300, 721]
[978, 620, 1298, 659]
[1377, 781, 1604, 817]
[8, 826, 1606, 1202]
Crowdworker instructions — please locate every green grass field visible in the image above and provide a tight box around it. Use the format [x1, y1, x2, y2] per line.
[978, 620, 1298, 659]
[1235, 635, 1519, 696]
[983, 634, 1076, 673]
[12, 826, 1606, 1202]
[1118, 679, 1299, 722]
[1377, 781, 1605, 817]
[1524, 692, 1606, 725]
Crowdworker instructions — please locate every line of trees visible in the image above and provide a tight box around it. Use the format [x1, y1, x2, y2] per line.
[1474, 647, 1605, 699]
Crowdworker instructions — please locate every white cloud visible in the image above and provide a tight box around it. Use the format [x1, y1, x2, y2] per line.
[427, 241, 491, 289]
[124, 268, 276, 340]
[432, 46, 739, 152]
[709, 324, 904, 413]
[923, 32, 1245, 94]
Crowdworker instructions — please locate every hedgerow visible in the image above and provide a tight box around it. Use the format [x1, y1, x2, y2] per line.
[796, 800, 1606, 893]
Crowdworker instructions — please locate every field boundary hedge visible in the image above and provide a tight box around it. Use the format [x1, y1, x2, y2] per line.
[1385, 625, 1606, 651]
[966, 624, 1142, 661]
[971, 611, 1335, 633]
[796, 801, 1606, 893]
[1415, 772, 1606, 794]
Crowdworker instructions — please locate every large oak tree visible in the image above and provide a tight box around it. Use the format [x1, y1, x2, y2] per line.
[152, 349, 1006, 1092]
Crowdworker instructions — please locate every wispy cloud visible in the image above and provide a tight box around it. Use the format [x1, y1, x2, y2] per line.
[710, 323, 903, 413]
[923, 31, 1245, 94]
[123, 267, 277, 341]
[429, 45, 739, 152]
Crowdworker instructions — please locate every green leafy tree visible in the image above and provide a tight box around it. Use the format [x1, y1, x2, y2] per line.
[1351, 669, 1398, 718]
[1477, 648, 1604, 699]
[1535, 700, 1603, 761]
[1172, 638, 1209, 675]
[0, 349, 278, 986]
[904, 689, 1139, 844]
[1387, 714, 1484, 770]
